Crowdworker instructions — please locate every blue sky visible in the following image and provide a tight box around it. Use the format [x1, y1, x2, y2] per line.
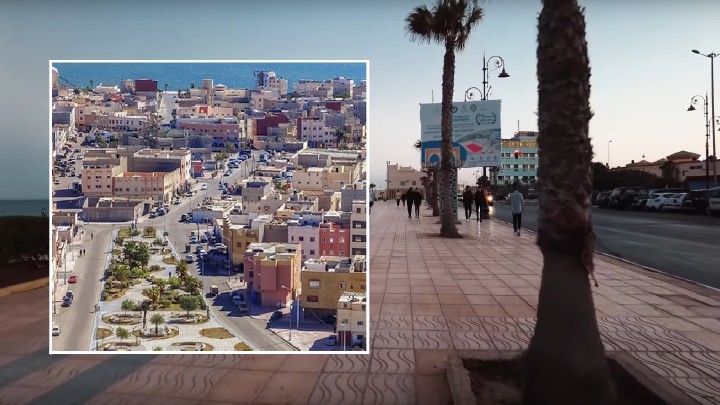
[1, 0, 718, 198]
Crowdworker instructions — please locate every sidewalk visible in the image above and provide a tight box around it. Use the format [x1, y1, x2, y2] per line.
[0, 201, 719, 404]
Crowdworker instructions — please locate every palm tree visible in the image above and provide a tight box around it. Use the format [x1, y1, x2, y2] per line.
[144, 286, 162, 309]
[150, 313, 165, 336]
[121, 299, 135, 315]
[406, 0, 483, 238]
[115, 327, 130, 344]
[523, 0, 616, 403]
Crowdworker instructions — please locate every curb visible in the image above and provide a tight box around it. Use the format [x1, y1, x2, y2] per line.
[490, 217, 720, 293]
[0, 278, 48, 298]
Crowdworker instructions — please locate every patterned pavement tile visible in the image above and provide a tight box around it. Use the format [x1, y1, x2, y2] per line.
[372, 330, 414, 349]
[631, 352, 708, 378]
[502, 304, 537, 318]
[687, 318, 720, 334]
[668, 378, 720, 405]
[103, 364, 230, 399]
[413, 331, 453, 350]
[673, 352, 720, 378]
[323, 354, 371, 373]
[675, 331, 720, 351]
[489, 331, 530, 351]
[384, 284, 410, 294]
[472, 304, 508, 317]
[253, 371, 320, 405]
[280, 354, 329, 373]
[478, 317, 521, 333]
[380, 303, 412, 316]
[414, 374, 453, 405]
[414, 349, 451, 375]
[411, 285, 437, 294]
[206, 370, 274, 403]
[307, 373, 367, 405]
[239, 355, 286, 371]
[465, 294, 499, 305]
[412, 315, 448, 331]
[602, 330, 709, 352]
[370, 348, 415, 374]
[446, 317, 485, 332]
[375, 315, 413, 330]
[451, 331, 494, 351]
[363, 374, 415, 405]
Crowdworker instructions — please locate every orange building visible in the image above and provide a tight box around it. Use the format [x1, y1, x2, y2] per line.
[244, 243, 301, 307]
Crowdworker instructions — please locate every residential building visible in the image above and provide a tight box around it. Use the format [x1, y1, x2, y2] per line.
[350, 200, 367, 256]
[319, 222, 350, 257]
[618, 150, 720, 189]
[385, 162, 424, 199]
[301, 257, 367, 315]
[244, 243, 302, 307]
[113, 169, 181, 203]
[287, 221, 320, 260]
[223, 223, 262, 273]
[498, 131, 540, 186]
[331, 77, 354, 97]
[293, 166, 353, 191]
[337, 292, 367, 347]
[176, 117, 240, 144]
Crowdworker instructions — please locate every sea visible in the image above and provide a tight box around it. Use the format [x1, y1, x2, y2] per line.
[0, 200, 49, 217]
[52, 62, 367, 93]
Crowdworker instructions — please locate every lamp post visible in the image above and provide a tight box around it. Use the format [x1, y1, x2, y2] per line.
[687, 94, 711, 189]
[281, 284, 298, 343]
[692, 50, 718, 186]
[607, 140, 612, 168]
[464, 54, 510, 102]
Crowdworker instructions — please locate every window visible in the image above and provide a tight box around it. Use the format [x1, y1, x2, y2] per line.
[330, 237, 334, 243]
[362, 304, 366, 310]
[307, 295, 319, 302]
[309, 249, 315, 255]
[339, 237, 345, 243]
[299, 236, 304, 242]
[310, 237, 315, 242]
[356, 208, 361, 213]
[357, 320, 364, 326]
[309, 280, 320, 288]
[360, 283, 365, 290]
[339, 281, 346, 289]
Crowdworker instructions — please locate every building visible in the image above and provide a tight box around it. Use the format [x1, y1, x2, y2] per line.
[301, 257, 367, 316]
[331, 77, 355, 97]
[318, 222, 350, 257]
[244, 243, 302, 307]
[497, 131, 540, 187]
[337, 292, 367, 347]
[385, 162, 424, 200]
[176, 117, 240, 144]
[350, 200, 367, 256]
[618, 150, 720, 189]
[287, 220, 320, 260]
[223, 223, 262, 273]
[292, 166, 353, 191]
[113, 169, 181, 203]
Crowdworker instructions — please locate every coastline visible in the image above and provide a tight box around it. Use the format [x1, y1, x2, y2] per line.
[0, 216, 49, 290]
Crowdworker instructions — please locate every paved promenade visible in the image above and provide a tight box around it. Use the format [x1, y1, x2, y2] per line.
[1, 201, 719, 404]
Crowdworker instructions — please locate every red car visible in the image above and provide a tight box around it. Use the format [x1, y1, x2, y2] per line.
[68, 276, 78, 284]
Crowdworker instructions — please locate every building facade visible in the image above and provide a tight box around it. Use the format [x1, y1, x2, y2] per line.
[385, 163, 424, 200]
[350, 200, 367, 256]
[497, 131, 540, 186]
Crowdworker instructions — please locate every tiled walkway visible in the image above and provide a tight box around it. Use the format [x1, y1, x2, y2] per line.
[1, 201, 720, 404]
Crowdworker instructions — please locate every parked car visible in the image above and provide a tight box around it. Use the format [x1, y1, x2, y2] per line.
[185, 254, 194, 263]
[61, 297, 72, 307]
[708, 187, 720, 216]
[149, 212, 157, 218]
[660, 193, 686, 212]
[65, 291, 74, 300]
[68, 275, 78, 284]
[200, 183, 208, 190]
[594, 191, 612, 208]
[609, 187, 648, 210]
[681, 189, 710, 214]
[52, 324, 61, 336]
[189, 236, 198, 244]
[645, 192, 677, 211]
[270, 311, 282, 321]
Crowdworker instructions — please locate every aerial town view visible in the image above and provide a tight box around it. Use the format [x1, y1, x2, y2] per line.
[50, 62, 368, 352]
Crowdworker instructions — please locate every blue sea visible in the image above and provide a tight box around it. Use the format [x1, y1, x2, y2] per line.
[0, 200, 49, 217]
[52, 62, 367, 93]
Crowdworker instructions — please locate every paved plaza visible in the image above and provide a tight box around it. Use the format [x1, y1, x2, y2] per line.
[1, 201, 720, 403]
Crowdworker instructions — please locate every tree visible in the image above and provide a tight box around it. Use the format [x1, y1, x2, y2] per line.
[123, 241, 150, 269]
[121, 299, 135, 315]
[659, 160, 680, 186]
[183, 275, 202, 296]
[176, 261, 188, 279]
[406, 0, 483, 238]
[524, 0, 616, 403]
[144, 286, 162, 309]
[115, 327, 130, 344]
[179, 295, 199, 317]
[150, 313, 165, 336]
[476, 175, 491, 190]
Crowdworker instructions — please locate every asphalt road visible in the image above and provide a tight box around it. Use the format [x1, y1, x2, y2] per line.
[492, 203, 720, 289]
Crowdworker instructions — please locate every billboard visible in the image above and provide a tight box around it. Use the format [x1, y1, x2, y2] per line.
[420, 100, 501, 168]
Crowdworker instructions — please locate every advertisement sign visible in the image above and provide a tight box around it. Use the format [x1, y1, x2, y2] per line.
[420, 100, 502, 168]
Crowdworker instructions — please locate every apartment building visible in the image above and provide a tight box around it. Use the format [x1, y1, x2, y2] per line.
[293, 166, 353, 191]
[244, 243, 302, 307]
[385, 162, 424, 200]
[296, 117, 338, 148]
[337, 292, 367, 347]
[223, 223, 262, 273]
[319, 222, 350, 257]
[350, 200, 367, 256]
[331, 77, 354, 97]
[498, 131, 540, 185]
[113, 169, 181, 203]
[287, 221, 320, 260]
[176, 117, 240, 142]
[301, 257, 367, 315]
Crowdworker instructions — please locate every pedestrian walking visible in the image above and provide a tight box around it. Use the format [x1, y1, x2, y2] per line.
[462, 186, 474, 220]
[412, 188, 423, 218]
[396, 194, 401, 207]
[401, 192, 407, 207]
[91, 233, 93, 240]
[406, 188, 415, 218]
[370, 190, 376, 213]
[474, 188, 488, 222]
[509, 183, 524, 236]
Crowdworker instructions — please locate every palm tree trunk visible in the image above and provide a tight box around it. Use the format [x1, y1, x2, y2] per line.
[440, 40, 460, 237]
[523, 0, 616, 403]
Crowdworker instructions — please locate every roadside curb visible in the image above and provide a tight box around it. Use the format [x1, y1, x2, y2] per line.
[0, 278, 48, 298]
[490, 217, 720, 293]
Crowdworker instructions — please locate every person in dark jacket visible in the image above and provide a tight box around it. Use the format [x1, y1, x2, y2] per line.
[412, 188, 423, 218]
[406, 187, 415, 218]
[462, 186, 474, 220]
[474, 188, 489, 222]
[401, 192, 407, 207]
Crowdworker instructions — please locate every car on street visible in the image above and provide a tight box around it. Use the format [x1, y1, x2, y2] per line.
[660, 193, 686, 212]
[609, 187, 648, 210]
[61, 297, 72, 307]
[709, 187, 720, 216]
[232, 292, 244, 305]
[200, 183, 208, 190]
[149, 212, 157, 218]
[185, 254, 194, 263]
[326, 335, 337, 346]
[645, 192, 677, 211]
[270, 311, 282, 321]
[68, 275, 78, 284]
[594, 191, 612, 208]
[173, 199, 181, 205]
[52, 324, 61, 336]
[65, 291, 74, 300]
[224, 171, 231, 177]
[189, 236, 198, 244]
[180, 214, 188, 222]
[681, 190, 710, 214]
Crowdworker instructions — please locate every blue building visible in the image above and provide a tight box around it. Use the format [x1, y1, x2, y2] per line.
[497, 131, 540, 189]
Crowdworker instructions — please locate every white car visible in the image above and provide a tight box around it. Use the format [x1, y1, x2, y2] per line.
[645, 192, 676, 211]
[200, 183, 208, 190]
[185, 254, 194, 263]
[709, 187, 720, 216]
[660, 193, 686, 212]
[52, 324, 60, 336]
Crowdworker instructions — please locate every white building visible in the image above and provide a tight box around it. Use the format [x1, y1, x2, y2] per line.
[350, 200, 366, 256]
[385, 162, 424, 200]
[331, 77, 354, 97]
[337, 292, 367, 348]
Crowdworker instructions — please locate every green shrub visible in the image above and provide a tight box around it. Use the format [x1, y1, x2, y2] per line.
[150, 264, 162, 272]
[168, 276, 180, 289]
[159, 298, 172, 308]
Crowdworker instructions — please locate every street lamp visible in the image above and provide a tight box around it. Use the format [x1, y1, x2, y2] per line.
[607, 140, 612, 168]
[281, 284, 299, 343]
[465, 54, 510, 101]
[692, 49, 718, 186]
[687, 94, 711, 189]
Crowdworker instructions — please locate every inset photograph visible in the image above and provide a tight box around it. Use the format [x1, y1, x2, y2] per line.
[50, 61, 368, 353]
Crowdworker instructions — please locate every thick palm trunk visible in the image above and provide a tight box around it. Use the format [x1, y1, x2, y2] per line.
[523, 0, 615, 403]
[440, 40, 460, 237]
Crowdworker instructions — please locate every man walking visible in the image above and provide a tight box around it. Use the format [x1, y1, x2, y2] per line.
[509, 183, 524, 236]
[406, 187, 415, 219]
[462, 186, 474, 220]
[412, 188, 423, 218]
[401, 192, 407, 207]
[396, 193, 401, 207]
[474, 188, 488, 222]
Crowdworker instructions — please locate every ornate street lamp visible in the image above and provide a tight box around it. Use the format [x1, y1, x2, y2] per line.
[465, 55, 510, 101]
[687, 94, 711, 189]
[692, 50, 718, 185]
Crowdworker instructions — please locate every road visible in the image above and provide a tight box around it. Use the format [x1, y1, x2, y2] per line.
[492, 203, 720, 289]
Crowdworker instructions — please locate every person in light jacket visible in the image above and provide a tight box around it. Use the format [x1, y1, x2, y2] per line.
[508, 183, 524, 236]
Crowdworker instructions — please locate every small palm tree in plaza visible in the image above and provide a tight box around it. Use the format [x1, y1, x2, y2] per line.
[523, 0, 616, 402]
[150, 313, 165, 336]
[115, 327, 130, 345]
[406, 0, 483, 238]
